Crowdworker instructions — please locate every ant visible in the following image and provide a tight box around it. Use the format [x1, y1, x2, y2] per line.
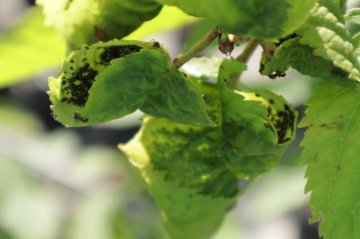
[73, 111, 88, 123]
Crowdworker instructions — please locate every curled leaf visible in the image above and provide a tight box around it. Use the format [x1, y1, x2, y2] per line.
[49, 40, 212, 127]
[297, 0, 360, 82]
[260, 38, 351, 81]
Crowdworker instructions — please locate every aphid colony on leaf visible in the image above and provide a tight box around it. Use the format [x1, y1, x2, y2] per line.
[48, 40, 168, 126]
[59, 42, 142, 107]
[237, 90, 296, 144]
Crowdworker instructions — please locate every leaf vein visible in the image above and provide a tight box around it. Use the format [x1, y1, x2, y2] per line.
[328, 91, 360, 239]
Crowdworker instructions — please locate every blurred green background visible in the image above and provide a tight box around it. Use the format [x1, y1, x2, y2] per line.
[0, 0, 359, 238]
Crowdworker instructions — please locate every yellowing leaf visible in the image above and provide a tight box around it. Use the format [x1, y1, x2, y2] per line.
[120, 77, 297, 238]
[125, 6, 197, 39]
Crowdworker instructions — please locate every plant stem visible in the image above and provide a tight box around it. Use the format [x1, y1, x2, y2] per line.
[236, 39, 259, 63]
[227, 39, 259, 89]
[259, 40, 276, 59]
[173, 26, 221, 68]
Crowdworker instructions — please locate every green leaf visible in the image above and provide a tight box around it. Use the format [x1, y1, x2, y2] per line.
[155, 0, 207, 17]
[120, 59, 297, 235]
[260, 39, 351, 81]
[218, 85, 297, 176]
[218, 58, 246, 84]
[120, 78, 297, 238]
[355, 33, 360, 64]
[297, 0, 360, 82]
[0, 7, 65, 88]
[217, 58, 249, 90]
[207, 0, 318, 39]
[80, 50, 168, 124]
[37, 0, 162, 49]
[120, 118, 237, 239]
[49, 40, 212, 127]
[344, 8, 360, 25]
[141, 68, 213, 127]
[125, 6, 196, 40]
[261, 1, 360, 82]
[354, 32, 360, 47]
[340, 0, 348, 13]
[49, 41, 161, 127]
[300, 80, 360, 239]
[157, 0, 317, 39]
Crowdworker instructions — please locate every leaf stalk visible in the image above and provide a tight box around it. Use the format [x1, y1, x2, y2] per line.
[227, 39, 259, 89]
[236, 39, 259, 64]
[173, 26, 221, 68]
